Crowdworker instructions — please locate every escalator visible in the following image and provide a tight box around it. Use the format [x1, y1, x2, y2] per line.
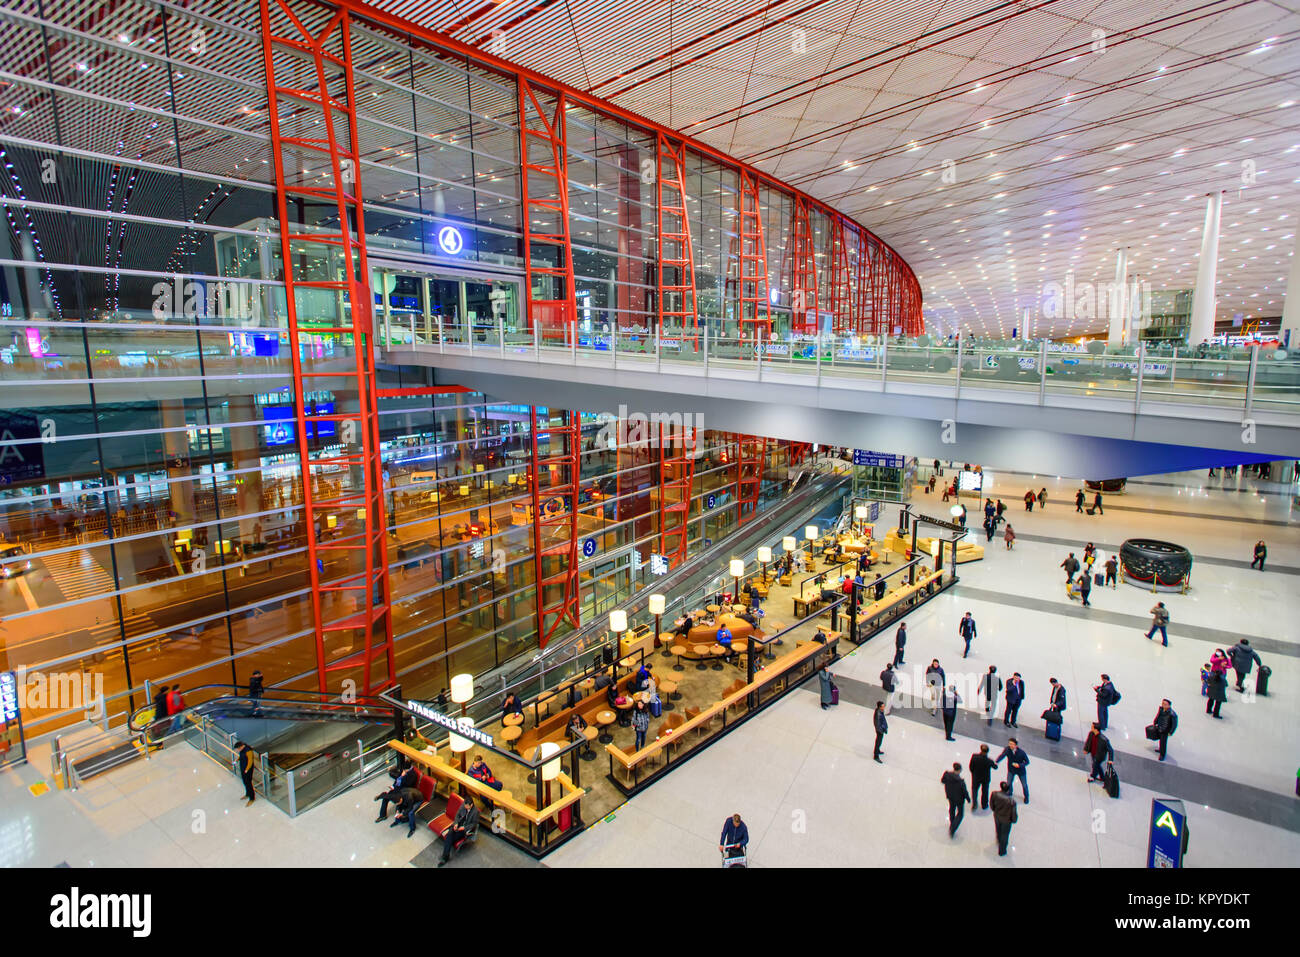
[61, 687, 401, 817]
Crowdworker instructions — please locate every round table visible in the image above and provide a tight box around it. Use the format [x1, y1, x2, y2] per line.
[595, 709, 616, 743]
[706, 604, 720, 615]
[659, 633, 675, 658]
[711, 643, 727, 670]
[503, 712, 524, 727]
[692, 643, 711, 670]
[500, 725, 522, 750]
[578, 677, 596, 694]
[658, 679, 679, 710]
[580, 725, 599, 761]
[670, 644, 687, 671]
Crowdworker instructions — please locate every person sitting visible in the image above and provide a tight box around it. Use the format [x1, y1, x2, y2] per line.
[873, 574, 886, 601]
[467, 754, 503, 792]
[437, 798, 480, 867]
[593, 668, 614, 690]
[629, 663, 650, 694]
[567, 713, 589, 742]
[738, 608, 758, 628]
[812, 628, 827, 645]
[606, 680, 621, 708]
[373, 764, 420, 822]
[501, 692, 524, 719]
[841, 575, 854, 595]
[719, 812, 749, 858]
[716, 623, 734, 660]
[389, 785, 426, 838]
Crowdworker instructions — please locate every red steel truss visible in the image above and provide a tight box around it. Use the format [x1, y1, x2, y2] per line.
[259, 0, 394, 696]
[791, 196, 818, 334]
[785, 440, 811, 466]
[735, 434, 767, 525]
[519, 78, 576, 342]
[737, 170, 771, 342]
[829, 217, 853, 334]
[529, 407, 582, 649]
[656, 134, 699, 344]
[657, 422, 697, 570]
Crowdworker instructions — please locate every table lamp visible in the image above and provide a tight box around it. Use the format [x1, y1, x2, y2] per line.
[450, 672, 474, 717]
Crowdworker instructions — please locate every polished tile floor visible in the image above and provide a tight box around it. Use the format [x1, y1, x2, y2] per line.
[3, 469, 1297, 868]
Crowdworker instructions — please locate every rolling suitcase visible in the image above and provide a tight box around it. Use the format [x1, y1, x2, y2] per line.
[1256, 665, 1271, 696]
[830, 681, 840, 706]
[1045, 720, 1061, 741]
[649, 695, 663, 718]
[1103, 761, 1120, 798]
[1086, 506, 1096, 515]
[1094, 572, 1104, 586]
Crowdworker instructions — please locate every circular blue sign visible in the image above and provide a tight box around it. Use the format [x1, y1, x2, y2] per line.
[581, 538, 596, 558]
[438, 225, 464, 255]
[706, 494, 716, 509]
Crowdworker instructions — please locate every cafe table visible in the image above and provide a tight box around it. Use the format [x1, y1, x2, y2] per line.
[692, 643, 711, 671]
[595, 709, 616, 743]
[670, 644, 687, 671]
[710, 643, 727, 670]
[500, 724, 523, 751]
[503, 712, 524, 727]
[615, 695, 635, 726]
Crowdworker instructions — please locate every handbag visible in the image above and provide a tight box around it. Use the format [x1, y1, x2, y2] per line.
[1144, 723, 1160, 740]
[1041, 708, 1061, 724]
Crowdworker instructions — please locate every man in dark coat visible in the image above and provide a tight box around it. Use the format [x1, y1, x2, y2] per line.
[940, 684, 962, 741]
[995, 738, 1030, 803]
[1083, 722, 1113, 782]
[941, 762, 970, 837]
[990, 782, 1018, 856]
[1094, 674, 1118, 730]
[958, 611, 977, 657]
[969, 744, 996, 810]
[1004, 673, 1025, 727]
[1061, 552, 1080, 583]
[1048, 678, 1067, 716]
[925, 660, 945, 715]
[1205, 668, 1227, 718]
[1093, 491, 1104, 514]
[1227, 639, 1262, 692]
[1152, 699, 1177, 761]
[893, 623, 907, 666]
[872, 701, 887, 763]
[1075, 489, 1086, 512]
[1079, 571, 1092, 607]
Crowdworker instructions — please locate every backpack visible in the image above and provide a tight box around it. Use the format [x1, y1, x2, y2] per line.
[1110, 687, 1121, 705]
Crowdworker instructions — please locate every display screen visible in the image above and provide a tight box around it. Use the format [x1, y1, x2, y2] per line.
[263, 406, 295, 447]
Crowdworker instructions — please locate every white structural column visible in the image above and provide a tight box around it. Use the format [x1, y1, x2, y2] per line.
[1188, 191, 1223, 345]
[1279, 226, 1300, 348]
[1107, 247, 1128, 345]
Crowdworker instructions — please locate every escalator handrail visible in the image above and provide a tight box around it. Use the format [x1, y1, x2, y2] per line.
[126, 683, 396, 733]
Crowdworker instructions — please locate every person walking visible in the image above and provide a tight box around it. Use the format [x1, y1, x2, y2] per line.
[1078, 570, 1092, 607]
[1094, 674, 1118, 731]
[1150, 699, 1177, 761]
[893, 623, 907, 666]
[1227, 638, 1263, 692]
[1061, 552, 1080, 583]
[1037, 488, 1047, 510]
[236, 740, 256, 805]
[1104, 555, 1118, 588]
[1093, 490, 1104, 515]
[1205, 667, 1227, 719]
[872, 701, 887, 763]
[995, 499, 1006, 524]
[1004, 672, 1025, 727]
[167, 685, 186, 734]
[990, 781, 1018, 856]
[995, 738, 1030, 803]
[1004, 523, 1015, 549]
[631, 699, 651, 749]
[880, 663, 898, 714]
[925, 659, 945, 715]
[983, 514, 996, 542]
[940, 684, 962, 741]
[150, 682, 170, 745]
[1144, 602, 1170, 646]
[969, 744, 995, 811]
[1024, 489, 1034, 512]
[1251, 540, 1267, 571]
[942, 762, 970, 837]
[1075, 489, 1086, 513]
[958, 611, 977, 658]
[1083, 722, 1113, 782]
[981, 665, 1003, 724]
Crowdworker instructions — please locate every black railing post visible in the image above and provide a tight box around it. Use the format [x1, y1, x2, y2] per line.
[849, 583, 859, 643]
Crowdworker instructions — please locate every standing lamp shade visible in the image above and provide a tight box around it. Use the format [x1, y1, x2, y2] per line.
[449, 716, 475, 754]
[609, 610, 628, 634]
[539, 741, 562, 781]
[854, 505, 868, 520]
[757, 546, 772, 564]
[805, 526, 818, 542]
[783, 536, 797, 553]
[450, 673, 474, 705]
[648, 594, 666, 616]
[729, 559, 744, 578]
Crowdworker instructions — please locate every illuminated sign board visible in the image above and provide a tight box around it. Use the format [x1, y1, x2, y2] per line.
[438, 225, 464, 256]
[1146, 797, 1187, 868]
[406, 700, 494, 747]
